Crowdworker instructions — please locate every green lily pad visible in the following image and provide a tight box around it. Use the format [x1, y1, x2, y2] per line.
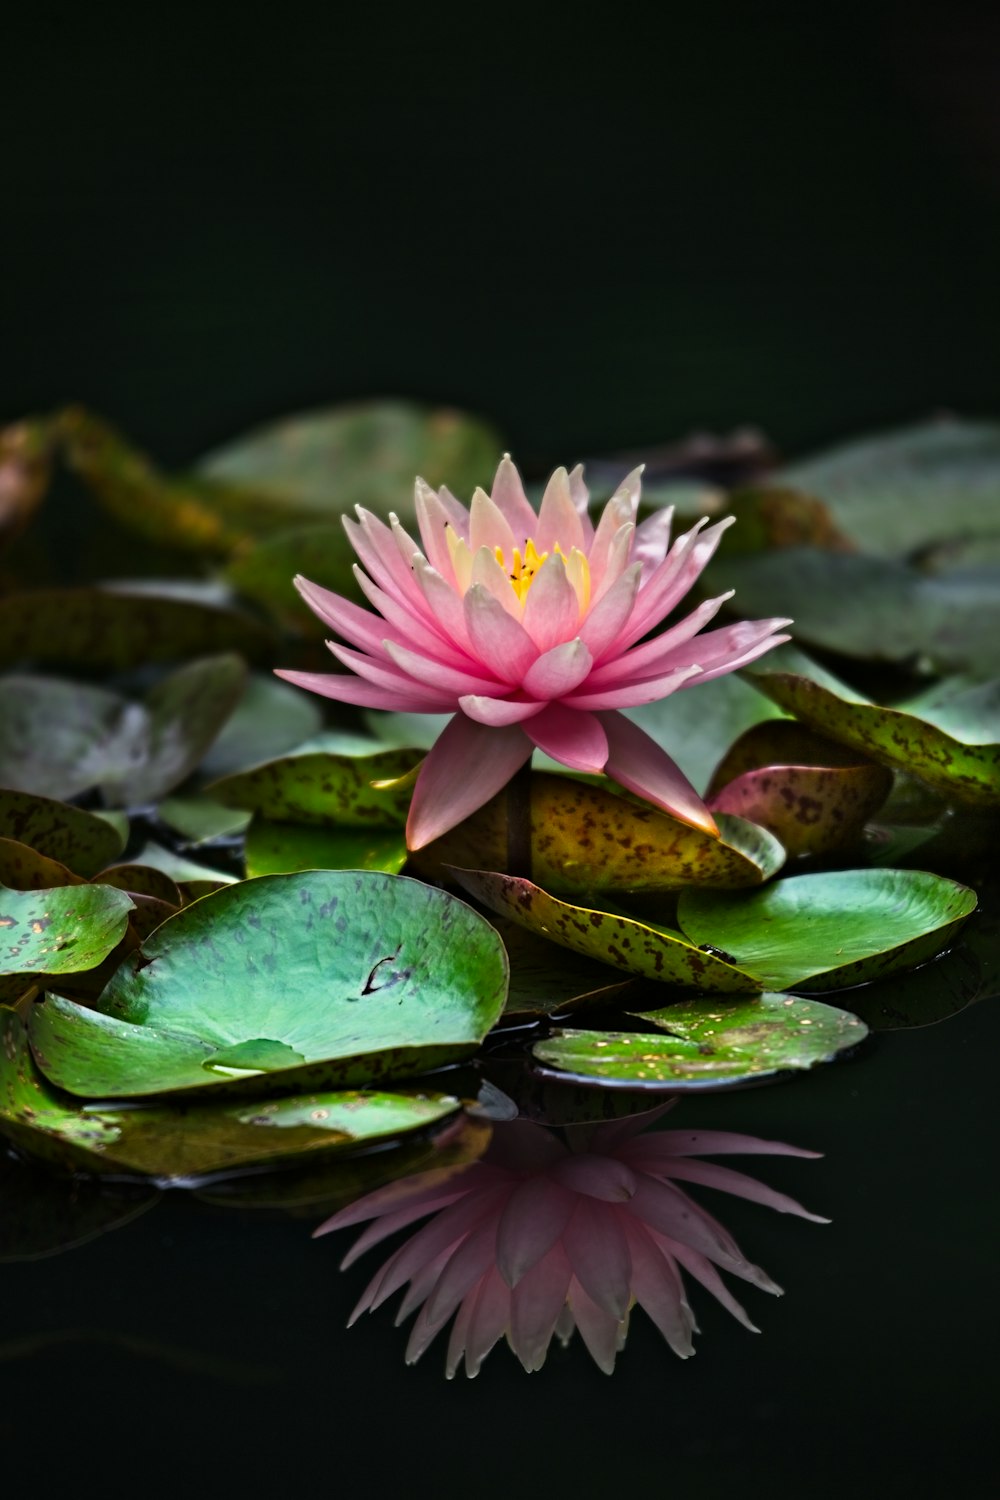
[244, 820, 407, 877]
[0, 1009, 463, 1180]
[494, 917, 643, 1017]
[157, 797, 253, 845]
[533, 991, 867, 1089]
[748, 664, 1000, 807]
[720, 549, 1000, 675]
[97, 864, 184, 905]
[0, 587, 273, 670]
[677, 868, 977, 991]
[707, 721, 893, 857]
[196, 672, 325, 779]
[779, 417, 1000, 560]
[196, 399, 502, 525]
[415, 773, 784, 895]
[0, 790, 126, 877]
[450, 868, 760, 993]
[208, 740, 422, 828]
[0, 882, 133, 976]
[28, 871, 509, 1098]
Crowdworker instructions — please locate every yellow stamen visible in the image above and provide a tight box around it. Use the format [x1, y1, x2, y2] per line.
[485, 536, 592, 614]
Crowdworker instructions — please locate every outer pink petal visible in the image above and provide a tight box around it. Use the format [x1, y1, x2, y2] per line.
[347, 510, 430, 615]
[383, 640, 503, 696]
[406, 714, 533, 848]
[274, 668, 450, 712]
[568, 464, 595, 548]
[292, 575, 393, 657]
[547, 1153, 637, 1201]
[524, 704, 609, 773]
[561, 1200, 633, 1319]
[597, 709, 719, 833]
[509, 1243, 574, 1371]
[495, 1175, 577, 1287]
[622, 1218, 696, 1357]
[462, 1266, 513, 1377]
[567, 664, 702, 711]
[414, 479, 461, 580]
[351, 568, 477, 663]
[568, 1277, 623, 1374]
[521, 639, 593, 698]
[660, 1160, 830, 1222]
[535, 467, 585, 554]
[469, 486, 516, 556]
[591, 522, 635, 603]
[412, 556, 475, 651]
[671, 623, 793, 683]
[578, 564, 642, 661]
[521, 554, 582, 651]
[620, 517, 734, 648]
[666, 1239, 761, 1331]
[632, 506, 674, 580]
[583, 593, 735, 688]
[464, 584, 539, 682]
[490, 454, 538, 541]
[459, 695, 548, 726]
[586, 494, 634, 590]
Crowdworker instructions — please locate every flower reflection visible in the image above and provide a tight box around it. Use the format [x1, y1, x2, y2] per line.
[315, 1107, 827, 1377]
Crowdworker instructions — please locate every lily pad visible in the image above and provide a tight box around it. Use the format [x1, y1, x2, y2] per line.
[748, 665, 1000, 806]
[676, 868, 977, 991]
[707, 721, 893, 857]
[415, 773, 784, 895]
[157, 797, 253, 845]
[0, 837, 82, 890]
[0, 882, 133, 976]
[122, 842, 238, 896]
[0, 1009, 463, 1180]
[0, 418, 53, 551]
[196, 673, 325, 779]
[449, 868, 760, 993]
[0, 587, 273, 670]
[223, 524, 365, 634]
[244, 820, 407, 877]
[208, 741, 422, 828]
[0, 790, 126, 877]
[494, 917, 643, 1018]
[28, 871, 509, 1097]
[533, 991, 866, 1089]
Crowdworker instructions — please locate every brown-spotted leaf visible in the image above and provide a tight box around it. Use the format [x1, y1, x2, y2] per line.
[208, 740, 422, 828]
[0, 837, 84, 890]
[0, 790, 126, 877]
[449, 868, 761, 993]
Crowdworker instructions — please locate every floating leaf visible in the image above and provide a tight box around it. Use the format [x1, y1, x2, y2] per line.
[707, 721, 893, 857]
[0, 882, 133, 976]
[97, 864, 183, 905]
[29, 871, 509, 1098]
[0, 1010, 463, 1180]
[749, 665, 1000, 807]
[415, 774, 784, 895]
[244, 820, 407, 877]
[196, 673, 325, 779]
[0, 789, 126, 877]
[450, 868, 759, 993]
[677, 868, 977, 991]
[0, 587, 273, 670]
[208, 740, 422, 828]
[494, 918, 643, 1018]
[533, 992, 866, 1089]
[0, 837, 82, 891]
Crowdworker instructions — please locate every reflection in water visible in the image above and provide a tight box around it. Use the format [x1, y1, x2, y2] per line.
[316, 1106, 828, 1377]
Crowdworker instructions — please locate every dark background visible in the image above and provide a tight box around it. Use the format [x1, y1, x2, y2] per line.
[2, 3, 999, 1495]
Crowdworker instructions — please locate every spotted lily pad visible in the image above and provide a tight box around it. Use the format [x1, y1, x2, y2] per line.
[748, 662, 1000, 807]
[677, 868, 977, 991]
[0, 838, 83, 890]
[0, 790, 126, 877]
[29, 871, 509, 1097]
[450, 868, 760, 993]
[244, 820, 407, 877]
[416, 774, 784, 895]
[208, 740, 422, 828]
[0, 1009, 463, 1180]
[0, 882, 133, 976]
[532, 991, 867, 1089]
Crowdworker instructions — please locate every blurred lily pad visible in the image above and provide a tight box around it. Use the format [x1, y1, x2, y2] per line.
[0, 418, 53, 551]
[677, 868, 977, 991]
[533, 991, 866, 1089]
[196, 673, 325, 779]
[0, 789, 126, 877]
[494, 917, 643, 1018]
[415, 774, 784, 895]
[29, 871, 509, 1097]
[224, 524, 364, 634]
[450, 867, 760, 993]
[0, 881, 133, 976]
[121, 842, 238, 897]
[244, 819, 407, 877]
[0, 587, 273, 670]
[707, 721, 893, 857]
[208, 739, 422, 828]
[157, 797, 253, 845]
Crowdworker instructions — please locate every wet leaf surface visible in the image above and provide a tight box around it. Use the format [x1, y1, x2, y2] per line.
[244, 820, 407, 877]
[533, 991, 867, 1088]
[0, 882, 133, 975]
[450, 867, 760, 992]
[0, 790, 125, 877]
[677, 868, 977, 991]
[29, 871, 509, 1097]
[208, 740, 422, 828]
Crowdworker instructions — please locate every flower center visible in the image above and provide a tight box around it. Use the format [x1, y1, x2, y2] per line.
[495, 538, 549, 604]
[445, 526, 591, 615]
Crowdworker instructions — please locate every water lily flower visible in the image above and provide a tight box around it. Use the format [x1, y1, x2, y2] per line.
[315, 1110, 827, 1377]
[278, 457, 791, 848]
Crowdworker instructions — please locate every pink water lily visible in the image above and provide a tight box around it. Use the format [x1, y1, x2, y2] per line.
[316, 1109, 827, 1377]
[277, 456, 791, 849]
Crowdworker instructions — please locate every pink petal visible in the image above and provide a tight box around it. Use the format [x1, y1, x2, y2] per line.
[470, 546, 522, 618]
[364, 1186, 507, 1312]
[524, 703, 609, 772]
[578, 564, 642, 661]
[414, 479, 461, 579]
[346, 510, 429, 616]
[596, 709, 718, 833]
[406, 714, 533, 848]
[521, 639, 593, 699]
[561, 1199, 633, 1319]
[421, 1217, 503, 1330]
[535, 467, 585, 554]
[411, 556, 476, 651]
[490, 454, 538, 540]
[469, 486, 517, 557]
[622, 1130, 824, 1161]
[292, 575, 392, 657]
[464, 583, 539, 681]
[383, 639, 503, 696]
[462, 1266, 513, 1377]
[314, 1163, 492, 1237]
[622, 1218, 696, 1357]
[632, 506, 675, 579]
[619, 517, 734, 648]
[435, 483, 471, 537]
[567, 464, 595, 547]
[584, 593, 735, 688]
[587, 495, 635, 592]
[567, 1277, 623, 1374]
[666, 1239, 761, 1331]
[629, 1177, 780, 1291]
[509, 1243, 574, 1371]
[445, 1286, 479, 1378]
[352, 567, 478, 664]
[567, 664, 703, 712]
[459, 695, 548, 726]
[495, 1175, 577, 1288]
[547, 1153, 637, 1201]
[674, 625, 793, 684]
[274, 668, 450, 713]
[660, 1160, 830, 1222]
[486, 1119, 569, 1172]
[591, 522, 635, 604]
[521, 554, 582, 651]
